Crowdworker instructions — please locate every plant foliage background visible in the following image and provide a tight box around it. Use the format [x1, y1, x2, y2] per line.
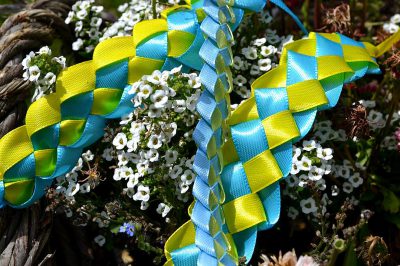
[0, 0, 399, 265]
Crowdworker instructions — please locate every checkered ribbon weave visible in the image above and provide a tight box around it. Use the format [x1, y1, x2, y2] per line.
[0, 3, 208, 208]
[1, 0, 399, 265]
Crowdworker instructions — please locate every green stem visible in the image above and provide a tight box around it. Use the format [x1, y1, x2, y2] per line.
[152, 0, 157, 19]
[368, 79, 400, 171]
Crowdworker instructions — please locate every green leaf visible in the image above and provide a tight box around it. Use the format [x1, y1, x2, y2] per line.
[385, 213, 400, 229]
[382, 189, 400, 213]
[110, 225, 121, 234]
[343, 241, 361, 266]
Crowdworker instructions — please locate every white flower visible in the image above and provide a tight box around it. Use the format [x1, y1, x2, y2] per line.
[281, 35, 294, 48]
[368, 110, 385, 129]
[391, 14, 400, 24]
[331, 185, 339, 196]
[88, 28, 100, 39]
[186, 95, 198, 112]
[150, 90, 168, 108]
[119, 166, 134, 179]
[66, 171, 78, 183]
[315, 179, 326, 191]
[293, 147, 302, 159]
[90, 17, 102, 28]
[101, 148, 113, 162]
[64, 207, 73, 217]
[169, 165, 183, 179]
[94, 235, 106, 247]
[147, 70, 163, 85]
[337, 166, 351, 179]
[170, 65, 182, 74]
[299, 156, 312, 171]
[117, 151, 130, 166]
[359, 100, 376, 109]
[148, 104, 162, 118]
[258, 58, 272, 72]
[241, 47, 258, 60]
[146, 149, 159, 162]
[287, 207, 299, 220]
[302, 140, 317, 151]
[290, 160, 301, 175]
[80, 183, 91, 193]
[300, 197, 318, 214]
[181, 169, 195, 185]
[298, 174, 309, 187]
[179, 182, 190, 194]
[28, 66, 41, 82]
[383, 23, 399, 34]
[38, 46, 51, 55]
[296, 255, 319, 266]
[91, 6, 104, 13]
[321, 163, 332, 175]
[233, 75, 247, 87]
[156, 203, 172, 217]
[75, 20, 83, 32]
[316, 147, 333, 160]
[253, 37, 266, 46]
[165, 150, 178, 165]
[172, 99, 186, 113]
[72, 38, 83, 51]
[260, 45, 277, 57]
[113, 133, 128, 150]
[72, 158, 83, 172]
[162, 122, 177, 141]
[130, 121, 145, 136]
[76, 9, 88, 20]
[349, 173, 363, 188]
[250, 65, 260, 76]
[290, 161, 301, 175]
[66, 182, 80, 197]
[113, 168, 122, 181]
[133, 185, 150, 202]
[140, 201, 149, 210]
[342, 182, 354, 194]
[22, 51, 35, 70]
[65, 11, 74, 24]
[85, 45, 95, 53]
[188, 73, 201, 88]
[147, 134, 162, 149]
[82, 150, 94, 162]
[286, 175, 299, 187]
[185, 156, 195, 168]
[127, 173, 139, 189]
[233, 56, 244, 70]
[53, 56, 66, 68]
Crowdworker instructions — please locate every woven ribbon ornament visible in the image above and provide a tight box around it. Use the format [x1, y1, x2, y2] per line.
[1, 0, 400, 265]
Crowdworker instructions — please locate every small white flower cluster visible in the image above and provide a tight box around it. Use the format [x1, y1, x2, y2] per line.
[22, 46, 66, 102]
[232, 12, 293, 98]
[287, 140, 333, 189]
[65, 0, 104, 53]
[100, 0, 161, 41]
[104, 66, 201, 219]
[331, 160, 365, 195]
[285, 140, 334, 217]
[313, 120, 348, 144]
[383, 14, 400, 34]
[285, 137, 366, 218]
[55, 150, 95, 206]
[359, 100, 400, 150]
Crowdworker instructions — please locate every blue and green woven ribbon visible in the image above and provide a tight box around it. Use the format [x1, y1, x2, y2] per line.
[0, 0, 399, 265]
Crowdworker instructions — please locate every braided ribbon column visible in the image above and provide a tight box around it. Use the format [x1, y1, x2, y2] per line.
[190, 0, 237, 264]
